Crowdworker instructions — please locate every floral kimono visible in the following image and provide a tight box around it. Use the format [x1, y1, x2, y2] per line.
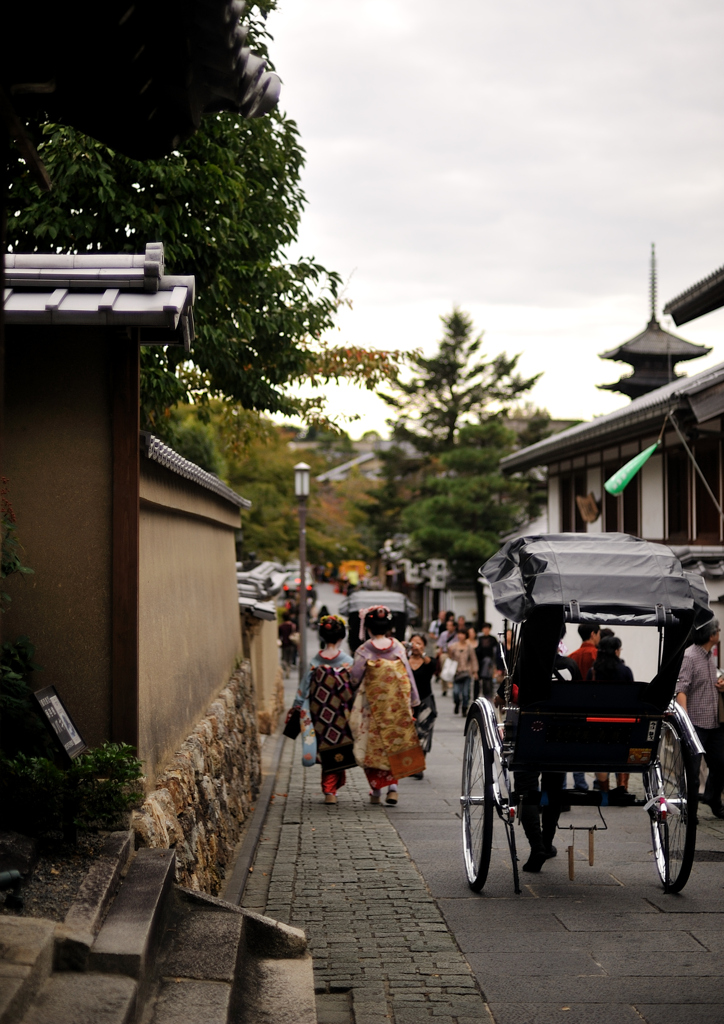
[349, 637, 424, 789]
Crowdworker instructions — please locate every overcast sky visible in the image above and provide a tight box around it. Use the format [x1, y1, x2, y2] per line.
[268, 0, 724, 437]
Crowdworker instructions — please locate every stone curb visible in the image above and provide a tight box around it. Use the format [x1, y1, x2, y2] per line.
[54, 830, 134, 971]
[176, 886, 308, 959]
[223, 726, 288, 905]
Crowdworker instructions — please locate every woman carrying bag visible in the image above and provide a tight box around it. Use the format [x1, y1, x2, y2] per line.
[287, 614, 357, 805]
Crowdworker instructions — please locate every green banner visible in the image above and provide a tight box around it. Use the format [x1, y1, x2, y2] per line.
[604, 442, 660, 496]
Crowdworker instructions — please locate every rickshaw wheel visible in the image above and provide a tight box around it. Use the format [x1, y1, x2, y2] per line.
[644, 717, 697, 894]
[461, 705, 494, 891]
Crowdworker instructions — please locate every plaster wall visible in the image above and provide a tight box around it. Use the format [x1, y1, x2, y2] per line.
[243, 615, 283, 733]
[548, 476, 560, 533]
[640, 455, 664, 541]
[139, 460, 242, 782]
[3, 328, 113, 748]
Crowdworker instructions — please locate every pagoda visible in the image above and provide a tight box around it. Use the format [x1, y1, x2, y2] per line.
[598, 245, 711, 400]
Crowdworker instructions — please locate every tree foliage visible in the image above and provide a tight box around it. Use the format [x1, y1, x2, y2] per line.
[169, 405, 374, 564]
[381, 307, 540, 452]
[401, 422, 540, 573]
[6, 5, 406, 429]
[369, 308, 547, 583]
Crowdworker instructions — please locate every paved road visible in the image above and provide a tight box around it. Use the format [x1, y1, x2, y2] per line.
[252, 584, 724, 1023]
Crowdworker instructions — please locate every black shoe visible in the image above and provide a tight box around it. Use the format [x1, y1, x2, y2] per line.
[412, 772, 424, 780]
[454, 702, 460, 714]
[545, 845, 557, 859]
[522, 850, 547, 873]
[461, 705, 468, 716]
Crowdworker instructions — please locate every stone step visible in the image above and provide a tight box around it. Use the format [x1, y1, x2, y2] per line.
[0, 917, 55, 1024]
[230, 956, 317, 1024]
[145, 979, 232, 1024]
[55, 829, 135, 970]
[19, 973, 137, 1024]
[89, 848, 176, 981]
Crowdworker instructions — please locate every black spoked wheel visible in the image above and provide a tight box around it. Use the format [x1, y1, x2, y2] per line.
[461, 705, 494, 891]
[644, 717, 697, 893]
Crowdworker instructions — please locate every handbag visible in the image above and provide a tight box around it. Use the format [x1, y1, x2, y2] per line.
[440, 656, 457, 684]
[283, 706, 301, 739]
[319, 742, 357, 771]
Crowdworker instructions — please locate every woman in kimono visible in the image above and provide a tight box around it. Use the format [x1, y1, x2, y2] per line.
[294, 615, 356, 804]
[350, 606, 423, 805]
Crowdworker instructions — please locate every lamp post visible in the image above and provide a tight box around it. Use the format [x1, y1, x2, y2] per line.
[294, 462, 310, 685]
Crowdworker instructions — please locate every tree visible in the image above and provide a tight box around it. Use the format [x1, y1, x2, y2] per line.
[168, 405, 374, 565]
[402, 422, 538, 566]
[381, 307, 540, 452]
[369, 308, 546, 620]
[6, 5, 405, 430]
[401, 421, 543, 624]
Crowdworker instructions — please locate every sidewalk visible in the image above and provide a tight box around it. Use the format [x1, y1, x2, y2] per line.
[241, 737, 491, 1024]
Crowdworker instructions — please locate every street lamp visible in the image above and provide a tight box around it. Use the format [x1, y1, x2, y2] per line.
[294, 463, 310, 684]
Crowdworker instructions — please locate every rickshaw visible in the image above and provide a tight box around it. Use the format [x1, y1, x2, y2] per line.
[461, 533, 710, 896]
[338, 589, 418, 653]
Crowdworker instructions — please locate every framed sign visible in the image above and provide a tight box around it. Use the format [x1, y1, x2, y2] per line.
[32, 686, 87, 760]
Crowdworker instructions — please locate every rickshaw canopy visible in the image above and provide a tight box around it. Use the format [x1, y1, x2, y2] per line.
[338, 590, 418, 617]
[481, 533, 713, 629]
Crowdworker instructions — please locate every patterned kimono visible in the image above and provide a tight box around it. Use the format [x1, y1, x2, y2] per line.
[350, 638, 424, 789]
[295, 649, 356, 794]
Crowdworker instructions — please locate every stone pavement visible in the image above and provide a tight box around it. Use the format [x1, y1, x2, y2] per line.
[242, 665, 724, 1024]
[242, 736, 490, 1024]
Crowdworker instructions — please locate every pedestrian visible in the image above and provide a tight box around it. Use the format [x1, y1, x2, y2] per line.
[447, 628, 478, 716]
[569, 623, 601, 679]
[436, 613, 457, 696]
[349, 606, 423, 805]
[428, 609, 448, 644]
[293, 615, 356, 805]
[278, 612, 296, 675]
[587, 636, 634, 793]
[508, 626, 573, 872]
[676, 619, 724, 818]
[408, 632, 437, 774]
[586, 635, 634, 684]
[456, 614, 469, 636]
[475, 623, 499, 700]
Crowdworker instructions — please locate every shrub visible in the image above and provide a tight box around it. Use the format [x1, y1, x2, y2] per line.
[0, 743, 145, 839]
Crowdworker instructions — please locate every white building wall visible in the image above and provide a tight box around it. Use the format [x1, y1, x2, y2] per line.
[640, 454, 664, 540]
[548, 476, 560, 533]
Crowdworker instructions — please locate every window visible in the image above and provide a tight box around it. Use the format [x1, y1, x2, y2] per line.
[695, 440, 721, 542]
[560, 473, 588, 532]
[666, 450, 689, 541]
[622, 473, 639, 536]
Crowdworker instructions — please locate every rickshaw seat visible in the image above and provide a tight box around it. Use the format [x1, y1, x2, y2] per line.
[511, 681, 663, 772]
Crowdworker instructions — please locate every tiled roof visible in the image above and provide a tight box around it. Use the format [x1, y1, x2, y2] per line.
[501, 360, 724, 473]
[664, 264, 724, 326]
[5, 2, 280, 161]
[599, 318, 708, 361]
[141, 432, 251, 509]
[4, 243, 194, 349]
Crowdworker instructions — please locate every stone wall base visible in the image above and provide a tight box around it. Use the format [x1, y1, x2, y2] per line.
[132, 663, 261, 894]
